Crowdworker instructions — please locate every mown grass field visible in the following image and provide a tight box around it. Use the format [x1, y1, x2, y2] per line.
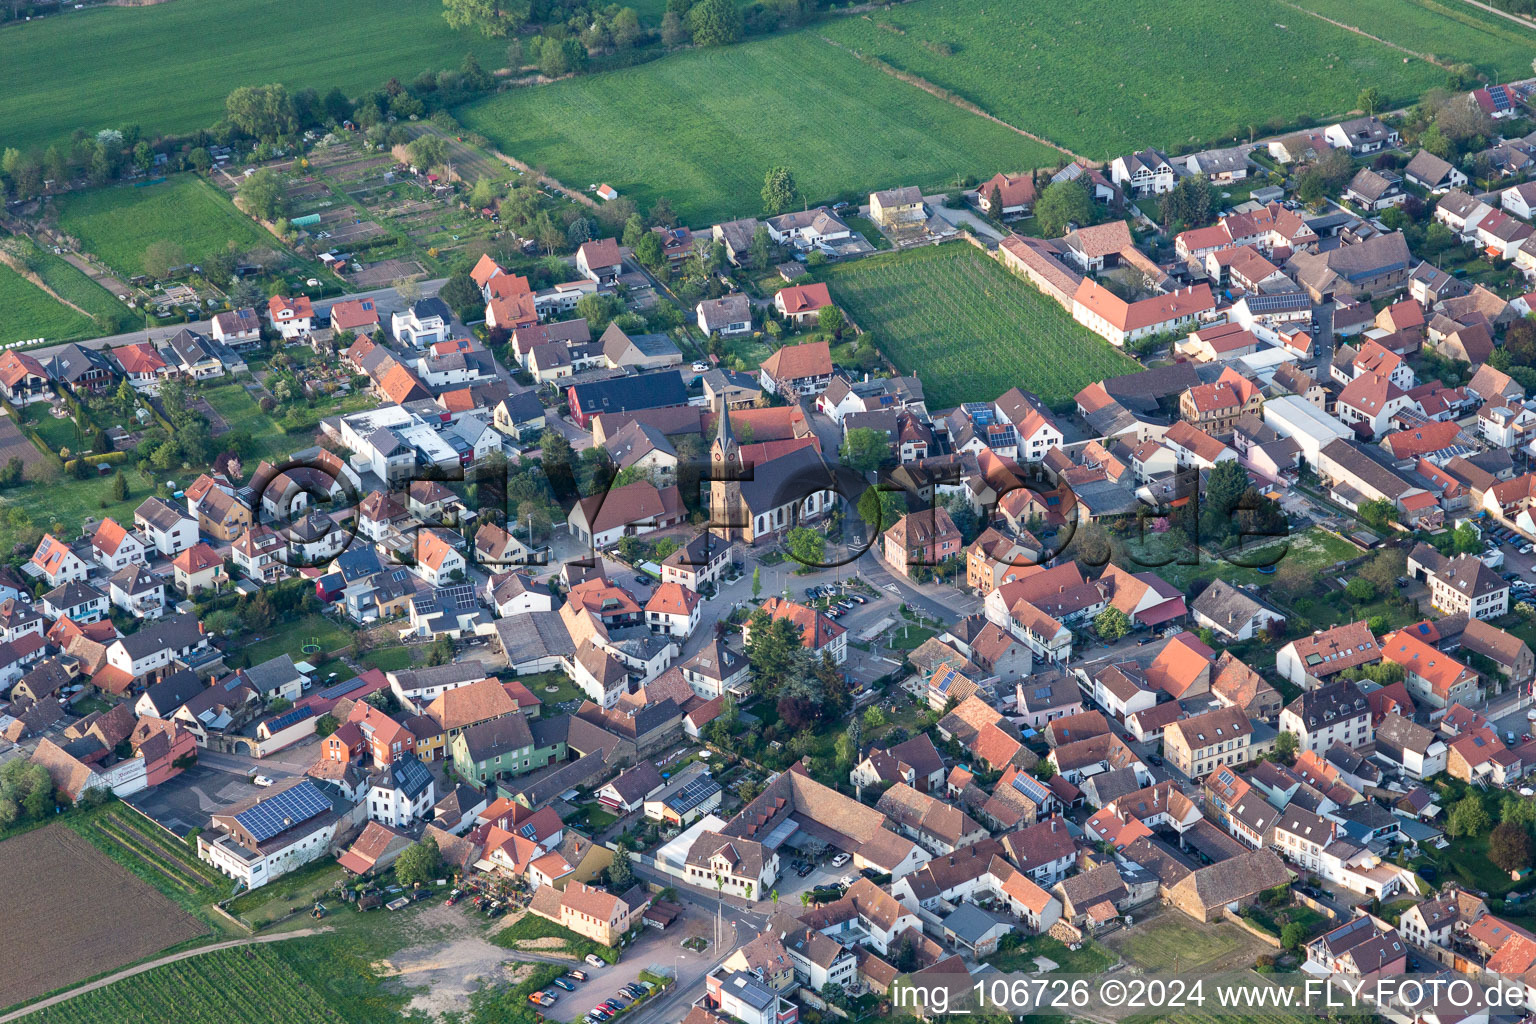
[458, 31, 1062, 226]
[2, 234, 136, 342]
[54, 176, 276, 280]
[819, 0, 1448, 158]
[1287, 0, 1536, 79]
[0, 261, 96, 345]
[0, 0, 506, 153]
[818, 242, 1137, 409]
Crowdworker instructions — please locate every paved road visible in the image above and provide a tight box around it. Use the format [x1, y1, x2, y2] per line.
[23, 279, 447, 361]
[0, 929, 320, 1023]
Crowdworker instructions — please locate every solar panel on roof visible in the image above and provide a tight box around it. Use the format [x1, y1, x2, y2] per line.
[519, 823, 538, 838]
[666, 775, 720, 814]
[316, 676, 366, 701]
[264, 705, 315, 732]
[234, 781, 332, 842]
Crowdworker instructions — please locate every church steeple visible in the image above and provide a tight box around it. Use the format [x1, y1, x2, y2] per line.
[712, 402, 737, 461]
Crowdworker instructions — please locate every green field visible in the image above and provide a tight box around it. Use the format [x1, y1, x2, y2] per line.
[0, 261, 97, 345]
[1108, 916, 1251, 972]
[820, 0, 1448, 158]
[2, 234, 136, 342]
[458, 31, 1062, 226]
[0, 0, 506, 153]
[1288, 0, 1536, 80]
[818, 242, 1137, 408]
[55, 176, 277, 280]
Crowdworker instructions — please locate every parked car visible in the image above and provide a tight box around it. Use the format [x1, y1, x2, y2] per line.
[252, 774, 274, 787]
[1148, 754, 1164, 767]
[585, 954, 606, 968]
[831, 852, 851, 867]
[553, 979, 576, 992]
[795, 862, 813, 877]
[568, 971, 589, 982]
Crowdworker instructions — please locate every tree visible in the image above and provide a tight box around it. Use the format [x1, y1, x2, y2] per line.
[1447, 794, 1491, 839]
[142, 240, 186, 281]
[1281, 922, 1309, 951]
[395, 836, 443, 886]
[1357, 497, 1396, 532]
[661, 10, 689, 46]
[440, 269, 483, 321]
[785, 526, 825, 568]
[111, 470, 128, 501]
[1491, 821, 1534, 874]
[1357, 86, 1383, 115]
[817, 305, 846, 338]
[1094, 607, 1131, 641]
[536, 36, 588, 77]
[745, 610, 808, 691]
[840, 427, 889, 474]
[225, 83, 298, 142]
[442, 0, 508, 36]
[751, 566, 762, 600]
[689, 0, 743, 46]
[238, 168, 288, 222]
[863, 705, 886, 730]
[1030, 758, 1057, 782]
[1033, 179, 1093, 237]
[1271, 731, 1298, 765]
[633, 231, 666, 272]
[426, 635, 455, 666]
[408, 135, 449, 173]
[761, 166, 799, 215]
[857, 487, 905, 533]
[1344, 578, 1377, 603]
[609, 842, 635, 887]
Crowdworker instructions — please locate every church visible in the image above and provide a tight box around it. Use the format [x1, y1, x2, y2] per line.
[708, 406, 839, 546]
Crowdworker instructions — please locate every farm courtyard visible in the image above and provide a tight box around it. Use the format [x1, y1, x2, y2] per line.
[818, 242, 1138, 409]
[0, 824, 207, 1009]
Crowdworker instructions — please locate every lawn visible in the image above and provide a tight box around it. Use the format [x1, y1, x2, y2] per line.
[1150, 526, 1360, 592]
[819, 0, 1448, 158]
[53, 176, 281, 280]
[226, 858, 346, 929]
[817, 242, 1138, 408]
[0, 261, 97, 345]
[361, 645, 417, 673]
[241, 613, 354, 665]
[985, 933, 1117, 974]
[0, 0, 507, 153]
[493, 911, 621, 964]
[1108, 915, 1248, 972]
[200, 379, 301, 463]
[457, 32, 1061, 227]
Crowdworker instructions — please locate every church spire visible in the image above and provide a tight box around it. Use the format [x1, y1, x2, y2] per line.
[714, 401, 736, 456]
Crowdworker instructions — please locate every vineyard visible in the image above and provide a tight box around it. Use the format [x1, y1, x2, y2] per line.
[28, 943, 344, 1024]
[819, 242, 1138, 409]
[69, 803, 234, 919]
[0, 824, 206, 1010]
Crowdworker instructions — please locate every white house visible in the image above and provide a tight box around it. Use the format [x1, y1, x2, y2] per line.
[391, 298, 453, 348]
[267, 295, 314, 340]
[366, 754, 436, 828]
[133, 498, 199, 557]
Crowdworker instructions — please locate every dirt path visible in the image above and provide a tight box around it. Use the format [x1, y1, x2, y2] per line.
[488, 149, 603, 211]
[0, 929, 321, 1023]
[1275, 0, 1451, 68]
[816, 33, 1088, 164]
[0, 249, 94, 319]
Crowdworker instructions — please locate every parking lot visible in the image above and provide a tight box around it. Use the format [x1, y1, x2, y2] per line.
[123, 763, 266, 836]
[775, 848, 861, 902]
